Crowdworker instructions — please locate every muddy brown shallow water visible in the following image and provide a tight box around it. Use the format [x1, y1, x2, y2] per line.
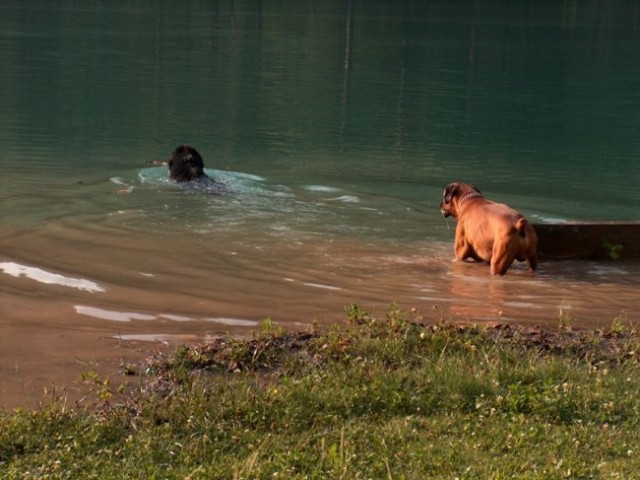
[2, 216, 639, 409]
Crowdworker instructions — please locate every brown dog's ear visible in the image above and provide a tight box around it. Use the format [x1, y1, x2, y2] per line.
[443, 183, 459, 203]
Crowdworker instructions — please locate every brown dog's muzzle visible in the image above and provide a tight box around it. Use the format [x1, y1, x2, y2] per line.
[440, 201, 454, 218]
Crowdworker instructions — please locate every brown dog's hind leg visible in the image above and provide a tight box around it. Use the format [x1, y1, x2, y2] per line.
[490, 258, 513, 275]
[490, 243, 515, 275]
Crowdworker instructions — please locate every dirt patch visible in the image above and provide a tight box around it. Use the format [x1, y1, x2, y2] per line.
[136, 320, 639, 399]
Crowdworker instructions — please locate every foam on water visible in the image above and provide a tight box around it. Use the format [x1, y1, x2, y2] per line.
[304, 185, 342, 193]
[302, 282, 343, 291]
[326, 195, 361, 203]
[204, 317, 259, 327]
[75, 305, 259, 327]
[530, 214, 569, 224]
[109, 176, 129, 186]
[1, 262, 105, 293]
[75, 305, 155, 322]
[113, 334, 183, 343]
[158, 313, 196, 322]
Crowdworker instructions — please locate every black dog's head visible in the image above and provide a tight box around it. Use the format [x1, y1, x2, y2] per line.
[168, 145, 206, 182]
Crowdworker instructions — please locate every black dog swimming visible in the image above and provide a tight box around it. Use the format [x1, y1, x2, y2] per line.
[169, 145, 208, 182]
[167, 145, 229, 193]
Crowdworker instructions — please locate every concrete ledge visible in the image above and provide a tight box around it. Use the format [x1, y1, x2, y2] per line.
[533, 222, 640, 260]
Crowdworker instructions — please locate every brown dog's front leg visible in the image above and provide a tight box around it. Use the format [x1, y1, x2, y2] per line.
[454, 230, 480, 262]
[453, 226, 469, 260]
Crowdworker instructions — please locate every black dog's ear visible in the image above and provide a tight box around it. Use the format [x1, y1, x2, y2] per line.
[443, 183, 459, 203]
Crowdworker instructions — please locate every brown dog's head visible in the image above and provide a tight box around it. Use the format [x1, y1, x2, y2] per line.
[168, 145, 206, 182]
[440, 182, 482, 218]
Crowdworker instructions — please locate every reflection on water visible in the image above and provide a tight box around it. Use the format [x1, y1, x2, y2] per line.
[1, 0, 640, 406]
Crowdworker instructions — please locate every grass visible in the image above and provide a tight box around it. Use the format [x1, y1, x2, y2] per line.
[1, 304, 640, 479]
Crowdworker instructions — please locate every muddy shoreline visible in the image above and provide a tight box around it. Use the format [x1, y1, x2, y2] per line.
[3, 314, 637, 411]
[144, 320, 638, 378]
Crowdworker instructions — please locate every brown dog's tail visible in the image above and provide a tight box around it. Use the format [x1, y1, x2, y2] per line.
[515, 217, 529, 238]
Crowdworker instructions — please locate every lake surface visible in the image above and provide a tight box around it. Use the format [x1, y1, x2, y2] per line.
[1, 1, 639, 406]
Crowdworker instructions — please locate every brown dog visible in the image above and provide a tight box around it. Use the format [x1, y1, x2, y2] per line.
[440, 182, 538, 275]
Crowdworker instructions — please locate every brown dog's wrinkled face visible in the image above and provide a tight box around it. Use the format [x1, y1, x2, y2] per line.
[440, 182, 481, 218]
[168, 145, 206, 182]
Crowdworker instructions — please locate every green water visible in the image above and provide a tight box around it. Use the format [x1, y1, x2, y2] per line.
[1, 2, 640, 401]
[3, 1, 639, 220]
